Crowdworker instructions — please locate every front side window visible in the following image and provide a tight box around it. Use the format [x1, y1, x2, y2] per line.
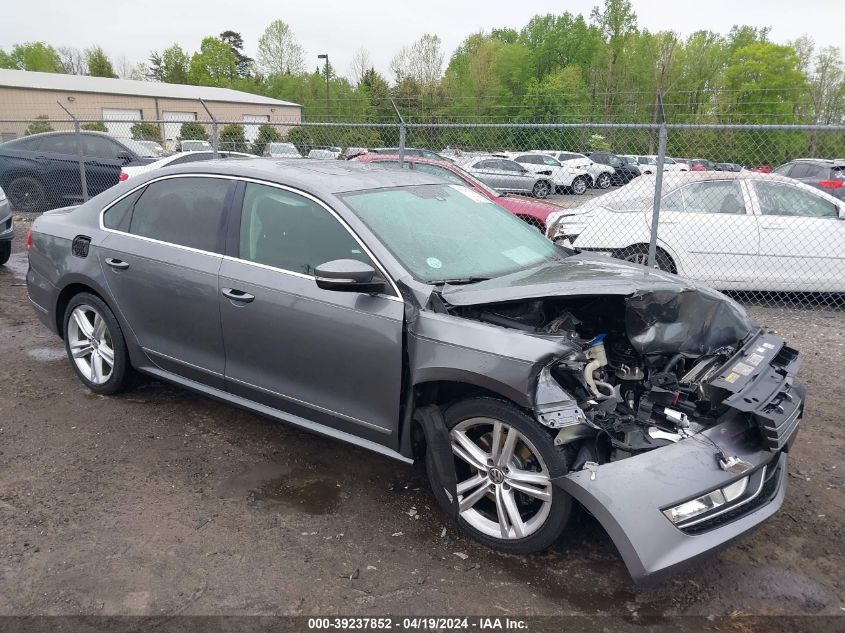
[753, 181, 838, 219]
[772, 164, 792, 176]
[500, 160, 524, 172]
[83, 136, 123, 160]
[40, 134, 77, 155]
[540, 155, 561, 166]
[129, 177, 231, 252]
[680, 181, 746, 214]
[341, 184, 563, 283]
[239, 183, 373, 275]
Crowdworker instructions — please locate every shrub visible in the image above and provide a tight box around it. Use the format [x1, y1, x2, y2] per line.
[219, 123, 248, 153]
[81, 121, 108, 132]
[251, 123, 281, 156]
[340, 128, 382, 148]
[178, 121, 209, 141]
[285, 126, 313, 153]
[25, 115, 53, 136]
[130, 121, 163, 143]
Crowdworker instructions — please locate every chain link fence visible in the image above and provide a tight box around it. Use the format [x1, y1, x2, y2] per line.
[1, 102, 843, 309]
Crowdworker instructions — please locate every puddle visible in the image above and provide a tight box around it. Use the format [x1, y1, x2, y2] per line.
[27, 346, 66, 362]
[217, 461, 341, 515]
[1, 252, 29, 280]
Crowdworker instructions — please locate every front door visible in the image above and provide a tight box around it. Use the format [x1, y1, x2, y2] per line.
[219, 182, 404, 445]
[99, 175, 234, 387]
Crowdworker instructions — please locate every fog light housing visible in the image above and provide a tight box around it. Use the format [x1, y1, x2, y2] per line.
[663, 476, 749, 525]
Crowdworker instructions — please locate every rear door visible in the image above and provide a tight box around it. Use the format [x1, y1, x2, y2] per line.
[499, 159, 534, 192]
[99, 175, 234, 387]
[655, 179, 760, 285]
[749, 179, 845, 291]
[35, 133, 85, 203]
[218, 181, 404, 445]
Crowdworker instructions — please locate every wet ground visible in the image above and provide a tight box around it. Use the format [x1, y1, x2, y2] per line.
[0, 216, 843, 625]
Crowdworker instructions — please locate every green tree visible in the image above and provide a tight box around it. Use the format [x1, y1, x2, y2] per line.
[178, 121, 209, 141]
[256, 20, 305, 76]
[81, 121, 108, 132]
[160, 45, 190, 83]
[251, 123, 281, 155]
[285, 127, 313, 152]
[25, 115, 54, 135]
[3, 42, 63, 72]
[131, 121, 163, 143]
[188, 37, 237, 86]
[219, 123, 248, 152]
[220, 31, 253, 77]
[86, 46, 116, 77]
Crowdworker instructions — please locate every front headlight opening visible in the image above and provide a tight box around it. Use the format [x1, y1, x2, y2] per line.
[663, 476, 749, 525]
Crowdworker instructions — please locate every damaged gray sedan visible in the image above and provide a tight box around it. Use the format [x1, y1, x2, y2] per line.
[25, 160, 804, 583]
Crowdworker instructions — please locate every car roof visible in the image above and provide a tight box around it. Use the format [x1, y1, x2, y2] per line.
[154, 158, 447, 194]
[791, 158, 845, 166]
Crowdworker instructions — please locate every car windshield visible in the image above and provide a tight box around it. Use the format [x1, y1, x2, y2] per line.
[116, 138, 157, 158]
[341, 184, 563, 283]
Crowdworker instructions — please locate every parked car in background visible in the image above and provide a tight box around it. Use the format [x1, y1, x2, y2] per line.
[716, 162, 743, 172]
[547, 151, 615, 189]
[585, 152, 641, 185]
[135, 140, 167, 157]
[308, 147, 342, 160]
[263, 142, 302, 158]
[354, 153, 564, 231]
[0, 185, 11, 265]
[630, 155, 690, 174]
[772, 158, 845, 201]
[505, 152, 591, 194]
[546, 171, 845, 292]
[120, 151, 254, 181]
[25, 159, 805, 583]
[461, 156, 555, 198]
[177, 140, 213, 152]
[0, 131, 158, 211]
[747, 164, 772, 173]
[689, 158, 716, 171]
[370, 147, 451, 162]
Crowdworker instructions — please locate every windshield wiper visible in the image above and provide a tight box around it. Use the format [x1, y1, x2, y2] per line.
[435, 276, 491, 285]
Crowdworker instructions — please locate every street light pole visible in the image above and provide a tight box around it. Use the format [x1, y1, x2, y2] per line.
[317, 54, 330, 116]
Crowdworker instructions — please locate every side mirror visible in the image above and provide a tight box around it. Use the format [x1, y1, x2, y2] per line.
[314, 259, 383, 293]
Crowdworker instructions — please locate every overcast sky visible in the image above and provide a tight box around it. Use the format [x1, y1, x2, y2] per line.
[1, 0, 842, 79]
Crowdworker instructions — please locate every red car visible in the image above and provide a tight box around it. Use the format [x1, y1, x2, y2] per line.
[353, 154, 563, 232]
[747, 164, 772, 173]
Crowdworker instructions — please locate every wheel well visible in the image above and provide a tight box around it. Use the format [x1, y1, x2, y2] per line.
[516, 215, 546, 233]
[615, 243, 677, 274]
[54, 283, 106, 338]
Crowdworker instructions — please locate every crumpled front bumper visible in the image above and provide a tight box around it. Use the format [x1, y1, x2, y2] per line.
[554, 414, 791, 583]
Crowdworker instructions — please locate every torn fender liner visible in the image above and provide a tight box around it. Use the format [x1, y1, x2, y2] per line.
[415, 405, 459, 519]
[625, 286, 752, 356]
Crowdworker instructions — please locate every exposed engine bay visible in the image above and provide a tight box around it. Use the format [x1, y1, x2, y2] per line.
[448, 292, 754, 467]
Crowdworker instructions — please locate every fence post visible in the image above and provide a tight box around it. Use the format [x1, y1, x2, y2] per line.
[647, 95, 667, 269]
[57, 101, 88, 202]
[199, 99, 218, 159]
[390, 98, 406, 166]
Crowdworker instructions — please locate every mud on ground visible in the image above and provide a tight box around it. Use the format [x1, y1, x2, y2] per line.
[0, 216, 842, 623]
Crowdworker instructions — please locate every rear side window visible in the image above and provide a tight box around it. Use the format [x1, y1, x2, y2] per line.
[238, 183, 373, 275]
[39, 134, 78, 155]
[500, 160, 524, 172]
[474, 159, 498, 169]
[753, 181, 838, 219]
[128, 177, 231, 253]
[103, 188, 144, 231]
[83, 136, 123, 160]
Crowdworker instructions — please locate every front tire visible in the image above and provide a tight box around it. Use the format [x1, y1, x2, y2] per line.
[532, 180, 551, 199]
[570, 176, 588, 195]
[0, 241, 10, 266]
[427, 398, 572, 554]
[63, 293, 131, 394]
[595, 172, 611, 189]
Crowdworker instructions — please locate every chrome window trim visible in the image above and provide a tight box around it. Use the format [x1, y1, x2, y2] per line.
[98, 172, 403, 302]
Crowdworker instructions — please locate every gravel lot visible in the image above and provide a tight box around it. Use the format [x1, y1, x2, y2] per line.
[0, 215, 843, 625]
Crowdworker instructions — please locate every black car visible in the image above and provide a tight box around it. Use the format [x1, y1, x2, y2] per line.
[773, 158, 845, 201]
[715, 162, 743, 172]
[0, 132, 157, 211]
[585, 152, 641, 185]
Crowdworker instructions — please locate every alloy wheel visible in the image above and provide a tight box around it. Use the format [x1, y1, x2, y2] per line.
[67, 305, 115, 385]
[533, 181, 550, 198]
[597, 173, 611, 189]
[572, 177, 587, 195]
[450, 417, 553, 540]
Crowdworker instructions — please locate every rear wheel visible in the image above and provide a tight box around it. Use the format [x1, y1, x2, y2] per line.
[614, 244, 675, 273]
[532, 180, 551, 199]
[0, 241, 10, 266]
[63, 293, 131, 394]
[427, 398, 572, 554]
[595, 172, 611, 189]
[7, 176, 47, 212]
[570, 176, 588, 195]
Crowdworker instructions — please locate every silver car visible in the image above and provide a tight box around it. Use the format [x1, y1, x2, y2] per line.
[461, 157, 554, 198]
[26, 159, 804, 583]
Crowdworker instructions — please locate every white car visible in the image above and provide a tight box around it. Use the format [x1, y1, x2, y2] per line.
[547, 151, 616, 189]
[504, 152, 592, 195]
[307, 147, 342, 160]
[263, 142, 302, 158]
[621, 155, 690, 174]
[546, 171, 845, 292]
[120, 151, 255, 180]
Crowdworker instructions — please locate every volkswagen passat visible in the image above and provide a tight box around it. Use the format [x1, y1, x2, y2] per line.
[26, 159, 804, 582]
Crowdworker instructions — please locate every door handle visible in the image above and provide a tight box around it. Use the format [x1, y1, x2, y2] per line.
[105, 257, 129, 270]
[221, 288, 255, 303]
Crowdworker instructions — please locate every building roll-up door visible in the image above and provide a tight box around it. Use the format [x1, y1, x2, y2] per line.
[243, 115, 270, 143]
[102, 108, 143, 138]
[163, 111, 198, 149]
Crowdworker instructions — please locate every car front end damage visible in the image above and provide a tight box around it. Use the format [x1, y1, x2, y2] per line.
[426, 255, 803, 582]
